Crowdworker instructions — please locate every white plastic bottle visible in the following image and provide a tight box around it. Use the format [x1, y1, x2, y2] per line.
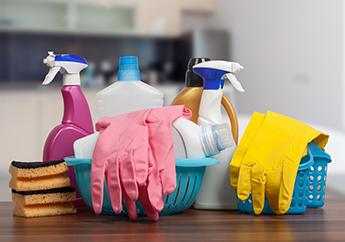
[173, 118, 232, 159]
[192, 60, 245, 210]
[96, 56, 164, 118]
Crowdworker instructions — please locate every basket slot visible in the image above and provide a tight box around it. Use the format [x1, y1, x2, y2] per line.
[179, 176, 191, 205]
[185, 174, 200, 207]
[306, 160, 328, 208]
[173, 175, 182, 206]
[73, 159, 210, 216]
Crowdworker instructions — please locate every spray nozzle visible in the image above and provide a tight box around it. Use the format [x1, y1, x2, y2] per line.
[192, 60, 245, 92]
[43, 51, 56, 67]
[42, 51, 88, 86]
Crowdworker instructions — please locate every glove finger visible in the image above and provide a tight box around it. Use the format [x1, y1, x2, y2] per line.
[120, 151, 139, 201]
[237, 163, 252, 201]
[147, 170, 164, 212]
[95, 117, 113, 132]
[265, 163, 282, 214]
[144, 149, 164, 211]
[91, 158, 107, 214]
[160, 162, 176, 194]
[139, 186, 159, 222]
[251, 164, 266, 215]
[133, 146, 149, 185]
[105, 156, 122, 214]
[156, 146, 176, 194]
[278, 156, 299, 214]
[122, 189, 138, 221]
[230, 112, 266, 188]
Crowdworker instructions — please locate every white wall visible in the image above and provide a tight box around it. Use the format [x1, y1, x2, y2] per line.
[183, 0, 345, 130]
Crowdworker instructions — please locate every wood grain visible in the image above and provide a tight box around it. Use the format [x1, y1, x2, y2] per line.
[1, 194, 344, 242]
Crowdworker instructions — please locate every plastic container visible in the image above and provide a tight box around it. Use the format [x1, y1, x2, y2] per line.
[306, 142, 332, 208]
[192, 60, 244, 210]
[42, 52, 94, 205]
[237, 142, 331, 214]
[96, 56, 163, 118]
[65, 157, 219, 216]
[171, 57, 210, 124]
[173, 117, 232, 159]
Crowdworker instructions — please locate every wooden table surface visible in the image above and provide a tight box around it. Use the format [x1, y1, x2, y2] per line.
[1, 194, 345, 242]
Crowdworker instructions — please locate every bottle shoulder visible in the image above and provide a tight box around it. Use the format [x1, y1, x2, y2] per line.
[172, 87, 203, 104]
[48, 123, 90, 134]
[96, 81, 163, 99]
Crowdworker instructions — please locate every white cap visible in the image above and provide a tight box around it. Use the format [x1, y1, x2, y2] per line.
[200, 123, 234, 157]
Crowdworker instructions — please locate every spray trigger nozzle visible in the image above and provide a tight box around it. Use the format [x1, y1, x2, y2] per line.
[43, 66, 61, 85]
[192, 60, 245, 92]
[229, 63, 244, 74]
[42, 51, 59, 85]
[223, 73, 245, 92]
[42, 51, 88, 86]
[43, 51, 56, 67]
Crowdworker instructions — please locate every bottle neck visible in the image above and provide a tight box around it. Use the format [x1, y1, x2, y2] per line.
[61, 85, 93, 133]
[63, 73, 81, 86]
[199, 89, 224, 124]
[117, 79, 140, 82]
[204, 79, 224, 90]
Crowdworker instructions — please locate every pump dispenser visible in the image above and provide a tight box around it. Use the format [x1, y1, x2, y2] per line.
[192, 60, 244, 210]
[42, 51, 94, 204]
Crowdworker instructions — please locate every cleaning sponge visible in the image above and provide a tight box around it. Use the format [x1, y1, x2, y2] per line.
[9, 160, 68, 178]
[12, 187, 76, 206]
[9, 160, 76, 217]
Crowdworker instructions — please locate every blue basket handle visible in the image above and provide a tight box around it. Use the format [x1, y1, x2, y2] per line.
[176, 157, 219, 167]
[298, 143, 314, 171]
[65, 157, 91, 166]
[308, 141, 332, 163]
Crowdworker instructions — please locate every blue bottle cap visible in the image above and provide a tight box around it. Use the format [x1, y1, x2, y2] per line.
[117, 56, 141, 81]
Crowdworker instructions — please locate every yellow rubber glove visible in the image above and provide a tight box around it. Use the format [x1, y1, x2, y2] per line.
[230, 112, 266, 189]
[230, 111, 328, 215]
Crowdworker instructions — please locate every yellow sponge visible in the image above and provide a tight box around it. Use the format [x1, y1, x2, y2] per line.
[12, 187, 76, 206]
[9, 174, 70, 192]
[9, 160, 68, 179]
[13, 203, 76, 218]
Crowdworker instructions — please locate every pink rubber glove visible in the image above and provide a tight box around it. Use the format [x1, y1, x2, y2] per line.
[91, 110, 151, 216]
[91, 106, 191, 221]
[146, 106, 192, 212]
[124, 106, 191, 221]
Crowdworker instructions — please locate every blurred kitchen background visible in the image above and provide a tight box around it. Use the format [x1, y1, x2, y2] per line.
[1, 0, 344, 200]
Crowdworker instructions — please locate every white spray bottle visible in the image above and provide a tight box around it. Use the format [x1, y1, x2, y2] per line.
[192, 60, 244, 209]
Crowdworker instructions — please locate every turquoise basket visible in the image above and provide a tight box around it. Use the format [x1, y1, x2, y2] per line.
[306, 143, 331, 208]
[65, 157, 218, 216]
[237, 142, 331, 215]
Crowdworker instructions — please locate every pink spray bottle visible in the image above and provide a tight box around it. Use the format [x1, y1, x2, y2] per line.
[42, 51, 93, 205]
